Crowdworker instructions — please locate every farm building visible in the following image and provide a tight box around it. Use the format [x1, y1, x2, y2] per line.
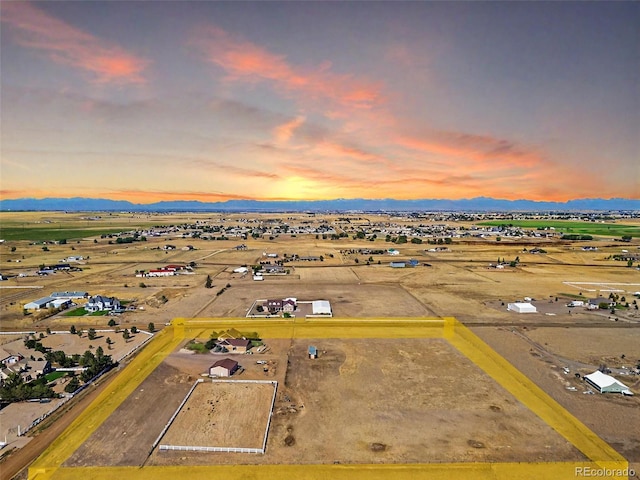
[312, 300, 332, 316]
[387, 249, 400, 255]
[233, 266, 248, 274]
[219, 338, 251, 353]
[51, 291, 88, 299]
[507, 302, 537, 314]
[253, 275, 264, 281]
[24, 296, 56, 310]
[209, 358, 239, 377]
[146, 269, 175, 277]
[308, 346, 318, 359]
[390, 262, 406, 268]
[584, 371, 633, 395]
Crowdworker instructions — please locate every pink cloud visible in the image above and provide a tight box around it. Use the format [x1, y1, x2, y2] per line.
[273, 116, 306, 144]
[190, 25, 384, 109]
[1, 2, 150, 84]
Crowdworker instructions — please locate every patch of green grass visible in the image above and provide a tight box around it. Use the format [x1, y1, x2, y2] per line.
[45, 371, 67, 382]
[477, 220, 640, 237]
[89, 310, 109, 316]
[64, 307, 87, 317]
[185, 341, 209, 353]
[0, 226, 142, 242]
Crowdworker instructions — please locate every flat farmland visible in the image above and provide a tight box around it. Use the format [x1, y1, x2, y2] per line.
[295, 266, 360, 283]
[144, 338, 586, 466]
[160, 381, 275, 449]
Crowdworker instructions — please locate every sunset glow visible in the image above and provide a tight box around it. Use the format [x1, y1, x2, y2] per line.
[1, 2, 638, 203]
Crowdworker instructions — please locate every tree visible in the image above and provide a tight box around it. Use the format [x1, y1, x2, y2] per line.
[148, 322, 156, 333]
[105, 337, 113, 349]
[131, 326, 138, 334]
[46, 327, 51, 335]
[205, 275, 213, 288]
[11, 246, 16, 252]
[108, 318, 116, 327]
[123, 329, 130, 341]
[65, 376, 80, 393]
[88, 328, 97, 340]
[70, 325, 77, 335]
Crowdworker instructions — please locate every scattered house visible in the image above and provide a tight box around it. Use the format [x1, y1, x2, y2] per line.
[24, 296, 56, 310]
[584, 371, 633, 395]
[529, 248, 545, 254]
[28, 360, 52, 377]
[164, 264, 185, 271]
[264, 252, 278, 258]
[181, 245, 194, 251]
[267, 299, 283, 312]
[49, 298, 72, 310]
[50, 291, 88, 299]
[209, 358, 239, 377]
[408, 259, 419, 267]
[52, 263, 71, 271]
[146, 269, 175, 277]
[85, 295, 121, 313]
[234, 244, 247, 250]
[0, 347, 24, 366]
[262, 265, 285, 274]
[162, 245, 176, 250]
[219, 338, 251, 354]
[587, 297, 615, 309]
[282, 298, 297, 313]
[387, 249, 400, 255]
[390, 262, 406, 268]
[308, 346, 318, 359]
[568, 300, 585, 307]
[65, 256, 85, 262]
[233, 266, 249, 274]
[311, 300, 332, 316]
[582, 246, 598, 251]
[507, 302, 537, 314]
[253, 274, 264, 281]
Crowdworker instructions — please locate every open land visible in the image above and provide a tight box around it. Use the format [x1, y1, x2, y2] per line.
[1, 211, 639, 478]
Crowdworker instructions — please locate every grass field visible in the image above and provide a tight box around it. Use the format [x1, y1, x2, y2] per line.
[477, 220, 640, 237]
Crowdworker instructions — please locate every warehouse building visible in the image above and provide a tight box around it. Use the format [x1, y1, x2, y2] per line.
[584, 371, 633, 395]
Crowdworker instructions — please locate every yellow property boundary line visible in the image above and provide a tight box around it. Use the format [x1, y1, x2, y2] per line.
[28, 317, 629, 480]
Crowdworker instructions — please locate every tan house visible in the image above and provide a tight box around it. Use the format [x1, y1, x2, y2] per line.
[220, 338, 251, 353]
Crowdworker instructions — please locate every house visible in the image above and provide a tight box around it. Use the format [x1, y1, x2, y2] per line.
[85, 295, 121, 313]
[408, 259, 419, 267]
[390, 262, 406, 268]
[507, 302, 537, 314]
[587, 297, 615, 309]
[147, 269, 175, 277]
[181, 245, 194, 251]
[233, 267, 248, 274]
[219, 338, 251, 353]
[0, 347, 24, 366]
[253, 275, 264, 281]
[262, 265, 285, 274]
[584, 371, 633, 395]
[282, 298, 297, 313]
[267, 299, 283, 312]
[28, 360, 52, 377]
[387, 249, 400, 255]
[209, 358, 239, 377]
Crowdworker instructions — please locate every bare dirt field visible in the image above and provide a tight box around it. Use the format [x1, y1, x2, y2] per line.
[472, 326, 640, 475]
[160, 381, 275, 449]
[140, 338, 587, 466]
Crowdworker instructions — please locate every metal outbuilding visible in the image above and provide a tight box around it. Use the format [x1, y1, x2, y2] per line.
[507, 302, 537, 314]
[584, 371, 633, 395]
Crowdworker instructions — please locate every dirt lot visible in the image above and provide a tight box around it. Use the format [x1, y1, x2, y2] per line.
[131, 338, 587, 466]
[160, 381, 275, 449]
[472, 326, 640, 476]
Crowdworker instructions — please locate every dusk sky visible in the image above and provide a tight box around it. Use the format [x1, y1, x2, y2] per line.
[1, 1, 638, 203]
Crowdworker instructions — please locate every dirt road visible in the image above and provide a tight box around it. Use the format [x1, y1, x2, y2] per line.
[0, 369, 119, 480]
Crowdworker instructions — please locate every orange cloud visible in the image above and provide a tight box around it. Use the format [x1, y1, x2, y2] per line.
[190, 26, 384, 109]
[273, 116, 306, 144]
[1, 2, 149, 84]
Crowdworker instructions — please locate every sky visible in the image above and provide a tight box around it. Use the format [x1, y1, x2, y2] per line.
[1, 1, 638, 203]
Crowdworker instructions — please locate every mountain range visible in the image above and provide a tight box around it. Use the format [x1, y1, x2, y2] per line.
[0, 197, 638, 212]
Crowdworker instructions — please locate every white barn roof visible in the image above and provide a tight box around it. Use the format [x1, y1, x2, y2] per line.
[507, 302, 537, 313]
[312, 300, 332, 315]
[584, 371, 632, 395]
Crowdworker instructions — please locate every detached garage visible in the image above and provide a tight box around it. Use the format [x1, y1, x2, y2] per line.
[507, 302, 537, 314]
[209, 358, 239, 378]
[312, 300, 332, 316]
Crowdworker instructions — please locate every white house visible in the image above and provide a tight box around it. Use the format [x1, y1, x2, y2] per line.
[85, 295, 121, 313]
[507, 302, 537, 314]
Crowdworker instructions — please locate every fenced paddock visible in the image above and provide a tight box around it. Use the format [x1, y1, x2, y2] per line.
[158, 379, 277, 454]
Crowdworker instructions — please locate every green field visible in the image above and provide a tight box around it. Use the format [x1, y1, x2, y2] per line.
[64, 308, 88, 317]
[477, 220, 640, 237]
[0, 227, 146, 242]
[45, 371, 67, 382]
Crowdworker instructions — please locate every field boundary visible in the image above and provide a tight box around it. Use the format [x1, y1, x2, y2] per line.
[157, 379, 278, 455]
[28, 317, 629, 480]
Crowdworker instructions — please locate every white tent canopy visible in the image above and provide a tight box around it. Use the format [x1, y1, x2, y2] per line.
[507, 302, 537, 314]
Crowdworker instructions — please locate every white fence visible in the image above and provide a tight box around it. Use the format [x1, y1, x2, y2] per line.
[158, 380, 278, 455]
